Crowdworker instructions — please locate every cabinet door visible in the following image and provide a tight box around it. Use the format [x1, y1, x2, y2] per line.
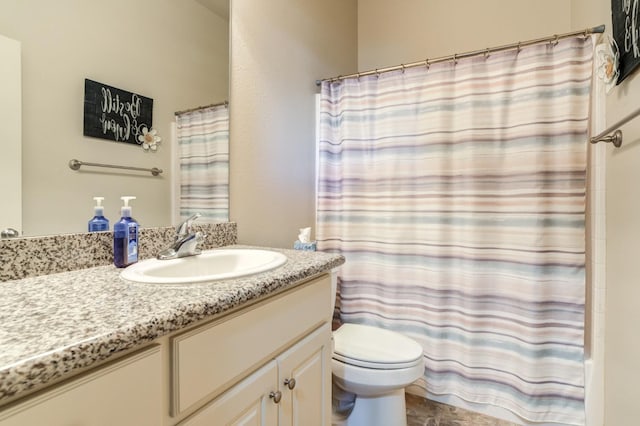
[278, 324, 332, 426]
[173, 275, 331, 415]
[180, 360, 279, 426]
[0, 345, 162, 426]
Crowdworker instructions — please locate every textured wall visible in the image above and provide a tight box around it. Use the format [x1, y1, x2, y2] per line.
[358, 0, 571, 70]
[229, 0, 357, 247]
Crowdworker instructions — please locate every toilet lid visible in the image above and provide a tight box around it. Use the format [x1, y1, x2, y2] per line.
[333, 323, 423, 369]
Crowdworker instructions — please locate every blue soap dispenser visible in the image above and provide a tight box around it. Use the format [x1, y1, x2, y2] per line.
[114, 196, 139, 268]
[88, 197, 109, 232]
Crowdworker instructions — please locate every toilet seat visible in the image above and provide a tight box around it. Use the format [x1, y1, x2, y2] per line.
[333, 323, 423, 369]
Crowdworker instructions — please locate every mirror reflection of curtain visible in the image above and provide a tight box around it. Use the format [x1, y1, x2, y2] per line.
[176, 104, 229, 222]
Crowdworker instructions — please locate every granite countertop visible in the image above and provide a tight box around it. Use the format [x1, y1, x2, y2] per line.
[0, 246, 344, 406]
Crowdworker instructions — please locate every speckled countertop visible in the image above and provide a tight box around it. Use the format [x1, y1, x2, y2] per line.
[0, 246, 344, 406]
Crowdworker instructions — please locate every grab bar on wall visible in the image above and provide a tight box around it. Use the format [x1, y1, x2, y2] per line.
[68, 159, 163, 176]
[590, 105, 640, 148]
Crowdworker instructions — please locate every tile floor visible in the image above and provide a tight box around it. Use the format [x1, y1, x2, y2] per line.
[406, 394, 519, 426]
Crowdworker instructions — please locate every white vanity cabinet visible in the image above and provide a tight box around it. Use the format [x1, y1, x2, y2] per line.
[173, 274, 332, 426]
[0, 272, 333, 426]
[277, 324, 332, 426]
[0, 345, 163, 426]
[179, 325, 331, 426]
[179, 360, 279, 425]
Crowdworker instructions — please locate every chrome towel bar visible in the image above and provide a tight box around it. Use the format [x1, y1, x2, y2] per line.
[590, 105, 640, 148]
[68, 159, 163, 176]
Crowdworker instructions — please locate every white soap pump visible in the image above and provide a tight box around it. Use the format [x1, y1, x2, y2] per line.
[88, 196, 109, 232]
[120, 196, 136, 218]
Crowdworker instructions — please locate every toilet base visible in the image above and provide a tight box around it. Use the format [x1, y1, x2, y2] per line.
[342, 388, 407, 426]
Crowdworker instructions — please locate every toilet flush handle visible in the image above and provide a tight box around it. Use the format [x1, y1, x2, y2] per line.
[284, 378, 296, 390]
[269, 391, 282, 403]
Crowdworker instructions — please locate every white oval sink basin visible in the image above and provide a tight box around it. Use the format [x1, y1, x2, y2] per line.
[120, 249, 287, 284]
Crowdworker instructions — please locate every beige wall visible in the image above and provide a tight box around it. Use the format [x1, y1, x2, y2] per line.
[0, 0, 228, 236]
[229, 0, 357, 248]
[358, 0, 571, 70]
[571, 1, 640, 425]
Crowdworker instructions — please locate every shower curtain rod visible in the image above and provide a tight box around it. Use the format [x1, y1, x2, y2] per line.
[174, 100, 228, 116]
[316, 24, 605, 85]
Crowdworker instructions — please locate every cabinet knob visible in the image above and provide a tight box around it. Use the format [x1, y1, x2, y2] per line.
[284, 378, 297, 390]
[269, 390, 282, 403]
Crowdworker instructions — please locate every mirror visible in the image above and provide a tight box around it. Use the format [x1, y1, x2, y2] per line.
[0, 33, 21, 235]
[0, 0, 229, 237]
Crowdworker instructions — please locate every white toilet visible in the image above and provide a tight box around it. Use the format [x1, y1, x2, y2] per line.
[330, 271, 425, 426]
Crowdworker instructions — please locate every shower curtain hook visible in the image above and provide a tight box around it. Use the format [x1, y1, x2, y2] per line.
[453, 53, 458, 65]
[550, 34, 559, 47]
[401, 64, 406, 73]
[375, 69, 380, 78]
[517, 42, 522, 54]
[484, 48, 490, 59]
[356, 72, 361, 81]
[425, 59, 430, 70]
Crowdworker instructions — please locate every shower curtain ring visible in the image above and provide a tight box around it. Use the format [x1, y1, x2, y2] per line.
[453, 54, 458, 65]
[550, 34, 559, 46]
[484, 48, 490, 59]
[516, 42, 522, 54]
[425, 59, 430, 70]
[375, 69, 380, 78]
[401, 64, 406, 73]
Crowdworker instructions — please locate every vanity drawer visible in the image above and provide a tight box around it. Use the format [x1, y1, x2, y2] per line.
[171, 274, 331, 415]
[0, 345, 162, 426]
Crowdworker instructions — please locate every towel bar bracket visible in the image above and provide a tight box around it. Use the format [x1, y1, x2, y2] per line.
[590, 129, 622, 148]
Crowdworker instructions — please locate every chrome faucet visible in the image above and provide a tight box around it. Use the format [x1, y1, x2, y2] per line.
[157, 213, 206, 260]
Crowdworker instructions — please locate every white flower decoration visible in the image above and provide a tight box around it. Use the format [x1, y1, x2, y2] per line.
[596, 36, 619, 93]
[138, 127, 161, 152]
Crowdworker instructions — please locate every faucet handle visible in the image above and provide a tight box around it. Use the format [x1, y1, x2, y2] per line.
[176, 213, 201, 237]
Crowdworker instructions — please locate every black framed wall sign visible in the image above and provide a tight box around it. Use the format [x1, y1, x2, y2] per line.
[612, 0, 640, 84]
[83, 79, 153, 145]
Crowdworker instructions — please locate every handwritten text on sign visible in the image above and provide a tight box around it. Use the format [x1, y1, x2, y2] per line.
[83, 79, 153, 145]
[613, 0, 640, 83]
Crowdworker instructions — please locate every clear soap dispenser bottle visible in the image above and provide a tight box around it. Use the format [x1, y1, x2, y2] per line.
[88, 197, 109, 232]
[114, 196, 139, 268]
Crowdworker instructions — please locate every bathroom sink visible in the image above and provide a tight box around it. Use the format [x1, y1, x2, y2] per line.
[120, 248, 287, 284]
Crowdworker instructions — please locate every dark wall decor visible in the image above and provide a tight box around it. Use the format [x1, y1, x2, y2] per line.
[83, 79, 153, 145]
[612, 0, 640, 84]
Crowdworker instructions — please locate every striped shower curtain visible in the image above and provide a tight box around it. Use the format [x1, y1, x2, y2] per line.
[317, 36, 593, 425]
[176, 104, 229, 222]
